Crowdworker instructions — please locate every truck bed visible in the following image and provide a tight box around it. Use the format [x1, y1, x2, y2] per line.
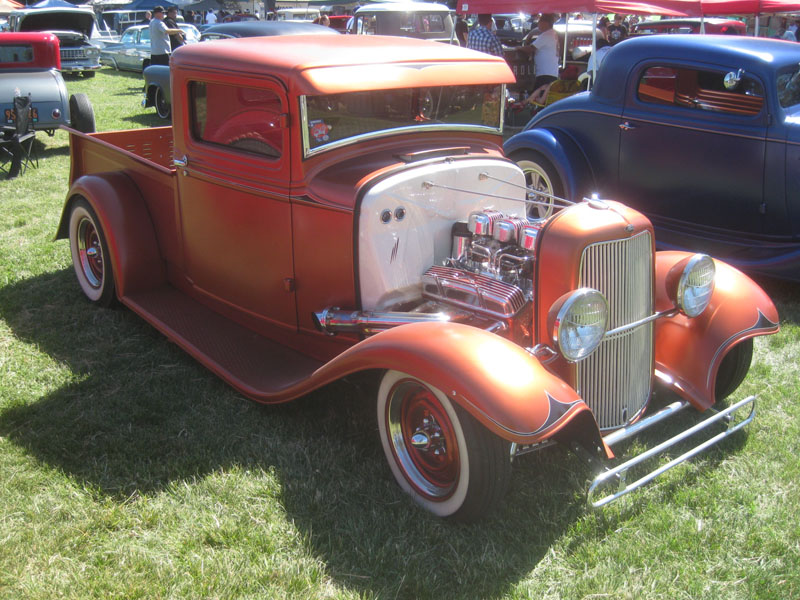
[68, 126, 175, 186]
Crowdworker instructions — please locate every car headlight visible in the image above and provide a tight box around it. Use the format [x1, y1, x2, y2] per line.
[674, 254, 715, 317]
[550, 288, 608, 362]
[86, 47, 100, 58]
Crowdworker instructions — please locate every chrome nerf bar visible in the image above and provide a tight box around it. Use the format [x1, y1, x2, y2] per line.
[587, 395, 756, 508]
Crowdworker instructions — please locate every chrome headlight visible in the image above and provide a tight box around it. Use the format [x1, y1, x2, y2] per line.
[85, 47, 100, 58]
[676, 254, 715, 317]
[551, 288, 608, 362]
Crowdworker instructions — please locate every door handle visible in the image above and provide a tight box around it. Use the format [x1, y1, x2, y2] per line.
[619, 121, 636, 131]
[172, 155, 188, 168]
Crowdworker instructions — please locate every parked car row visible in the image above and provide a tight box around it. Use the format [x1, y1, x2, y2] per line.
[99, 22, 200, 72]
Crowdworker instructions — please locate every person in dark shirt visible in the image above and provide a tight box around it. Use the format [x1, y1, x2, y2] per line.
[164, 6, 185, 52]
[607, 14, 628, 45]
[455, 16, 469, 46]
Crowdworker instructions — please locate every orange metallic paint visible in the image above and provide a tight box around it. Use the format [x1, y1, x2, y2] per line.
[653, 252, 779, 410]
[533, 200, 655, 384]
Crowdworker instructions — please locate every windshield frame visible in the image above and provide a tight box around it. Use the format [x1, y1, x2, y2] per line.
[299, 84, 506, 158]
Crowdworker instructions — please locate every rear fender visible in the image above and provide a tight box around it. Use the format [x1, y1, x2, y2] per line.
[143, 65, 171, 107]
[55, 172, 166, 297]
[654, 251, 779, 410]
[503, 128, 594, 201]
[313, 322, 608, 454]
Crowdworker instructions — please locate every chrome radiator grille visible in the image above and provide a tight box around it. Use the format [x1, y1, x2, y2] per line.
[61, 49, 87, 60]
[578, 231, 654, 430]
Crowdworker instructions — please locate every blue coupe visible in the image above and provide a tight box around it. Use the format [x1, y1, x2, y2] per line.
[504, 35, 800, 281]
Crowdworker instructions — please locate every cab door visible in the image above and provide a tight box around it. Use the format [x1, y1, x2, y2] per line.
[618, 62, 771, 236]
[173, 75, 296, 328]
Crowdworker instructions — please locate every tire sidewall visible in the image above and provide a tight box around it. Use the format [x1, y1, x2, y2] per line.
[377, 370, 470, 518]
[514, 151, 563, 220]
[68, 200, 114, 305]
[155, 87, 170, 119]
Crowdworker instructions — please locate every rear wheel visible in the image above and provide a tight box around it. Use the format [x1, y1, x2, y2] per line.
[68, 198, 116, 307]
[154, 86, 171, 119]
[512, 150, 564, 220]
[715, 339, 753, 401]
[377, 370, 511, 521]
[69, 93, 96, 133]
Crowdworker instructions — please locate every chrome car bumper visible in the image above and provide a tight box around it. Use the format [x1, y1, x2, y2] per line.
[586, 395, 756, 508]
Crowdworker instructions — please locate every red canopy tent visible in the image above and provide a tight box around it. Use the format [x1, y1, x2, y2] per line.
[457, 0, 800, 15]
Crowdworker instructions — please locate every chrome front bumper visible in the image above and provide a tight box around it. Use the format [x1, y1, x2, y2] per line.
[585, 395, 756, 508]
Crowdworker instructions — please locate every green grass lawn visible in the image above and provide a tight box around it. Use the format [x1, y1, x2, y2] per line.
[1, 68, 799, 600]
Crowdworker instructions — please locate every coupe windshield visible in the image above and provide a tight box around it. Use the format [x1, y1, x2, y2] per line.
[302, 84, 504, 155]
[777, 64, 800, 108]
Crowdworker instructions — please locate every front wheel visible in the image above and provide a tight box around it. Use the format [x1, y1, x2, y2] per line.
[512, 150, 564, 220]
[68, 198, 116, 307]
[377, 370, 512, 521]
[715, 339, 753, 401]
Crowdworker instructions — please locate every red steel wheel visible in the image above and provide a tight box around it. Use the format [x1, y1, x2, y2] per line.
[377, 370, 512, 521]
[68, 198, 116, 307]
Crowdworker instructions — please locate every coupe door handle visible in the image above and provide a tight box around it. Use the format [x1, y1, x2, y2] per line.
[172, 155, 188, 168]
[619, 121, 636, 131]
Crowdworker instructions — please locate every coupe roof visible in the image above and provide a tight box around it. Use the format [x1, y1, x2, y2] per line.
[172, 34, 514, 95]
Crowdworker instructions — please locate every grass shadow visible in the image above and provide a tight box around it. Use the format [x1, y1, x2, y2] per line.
[0, 268, 594, 598]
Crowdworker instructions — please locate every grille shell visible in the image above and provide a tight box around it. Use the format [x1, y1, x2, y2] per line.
[577, 231, 654, 430]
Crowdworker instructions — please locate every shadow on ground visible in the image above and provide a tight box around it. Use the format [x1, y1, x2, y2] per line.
[0, 267, 782, 598]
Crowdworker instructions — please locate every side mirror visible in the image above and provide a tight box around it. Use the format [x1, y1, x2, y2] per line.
[724, 68, 744, 90]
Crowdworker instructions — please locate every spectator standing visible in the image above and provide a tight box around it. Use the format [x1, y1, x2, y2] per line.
[164, 6, 185, 52]
[455, 15, 468, 46]
[206, 9, 217, 24]
[139, 10, 152, 25]
[467, 13, 504, 57]
[149, 6, 183, 66]
[523, 13, 559, 90]
[607, 14, 628, 45]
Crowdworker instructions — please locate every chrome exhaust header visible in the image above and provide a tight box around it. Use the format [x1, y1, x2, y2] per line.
[312, 307, 450, 336]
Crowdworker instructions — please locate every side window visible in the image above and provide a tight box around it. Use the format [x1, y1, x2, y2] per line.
[190, 81, 284, 159]
[121, 29, 136, 44]
[638, 65, 764, 116]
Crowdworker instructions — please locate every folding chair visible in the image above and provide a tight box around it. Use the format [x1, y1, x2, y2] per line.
[0, 94, 37, 179]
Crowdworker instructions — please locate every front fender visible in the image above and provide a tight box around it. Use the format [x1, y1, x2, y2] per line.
[56, 172, 165, 298]
[312, 322, 605, 450]
[503, 127, 594, 201]
[654, 251, 779, 410]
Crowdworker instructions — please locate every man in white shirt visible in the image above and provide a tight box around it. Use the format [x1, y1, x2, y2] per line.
[149, 6, 183, 66]
[523, 14, 559, 90]
[206, 9, 217, 24]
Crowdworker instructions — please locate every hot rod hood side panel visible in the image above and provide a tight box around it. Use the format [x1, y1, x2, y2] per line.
[654, 251, 779, 410]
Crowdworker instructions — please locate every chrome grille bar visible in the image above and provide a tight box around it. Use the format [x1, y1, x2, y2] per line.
[578, 232, 653, 430]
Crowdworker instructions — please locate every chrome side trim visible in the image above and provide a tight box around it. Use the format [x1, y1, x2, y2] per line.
[588, 395, 756, 508]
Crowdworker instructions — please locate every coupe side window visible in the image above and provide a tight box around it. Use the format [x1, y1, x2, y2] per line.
[638, 66, 764, 116]
[190, 81, 284, 159]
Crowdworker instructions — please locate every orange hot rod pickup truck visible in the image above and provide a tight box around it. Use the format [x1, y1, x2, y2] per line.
[57, 35, 779, 521]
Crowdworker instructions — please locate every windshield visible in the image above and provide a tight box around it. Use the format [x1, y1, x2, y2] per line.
[301, 84, 504, 156]
[777, 63, 800, 108]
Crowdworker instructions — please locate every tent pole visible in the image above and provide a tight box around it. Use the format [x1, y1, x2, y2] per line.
[563, 14, 569, 69]
[590, 13, 597, 90]
[700, 15, 705, 34]
[754, 14, 760, 36]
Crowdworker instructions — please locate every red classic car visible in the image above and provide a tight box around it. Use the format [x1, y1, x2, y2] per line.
[57, 35, 778, 520]
[0, 32, 95, 134]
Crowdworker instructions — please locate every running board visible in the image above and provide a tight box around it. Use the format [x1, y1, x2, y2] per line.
[585, 396, 756, 508]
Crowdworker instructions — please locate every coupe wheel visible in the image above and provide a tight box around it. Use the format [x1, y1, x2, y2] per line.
[68, 199, 116, 307]
[154, 86, 171, 119]
[69, 93, 96, 134]
[512, 150, 564, 220]
[715, 339, 753, 401]
[377, 370, 511, 521]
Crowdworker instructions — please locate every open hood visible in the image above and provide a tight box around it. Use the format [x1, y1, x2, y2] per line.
[18, 10, 95, 37]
